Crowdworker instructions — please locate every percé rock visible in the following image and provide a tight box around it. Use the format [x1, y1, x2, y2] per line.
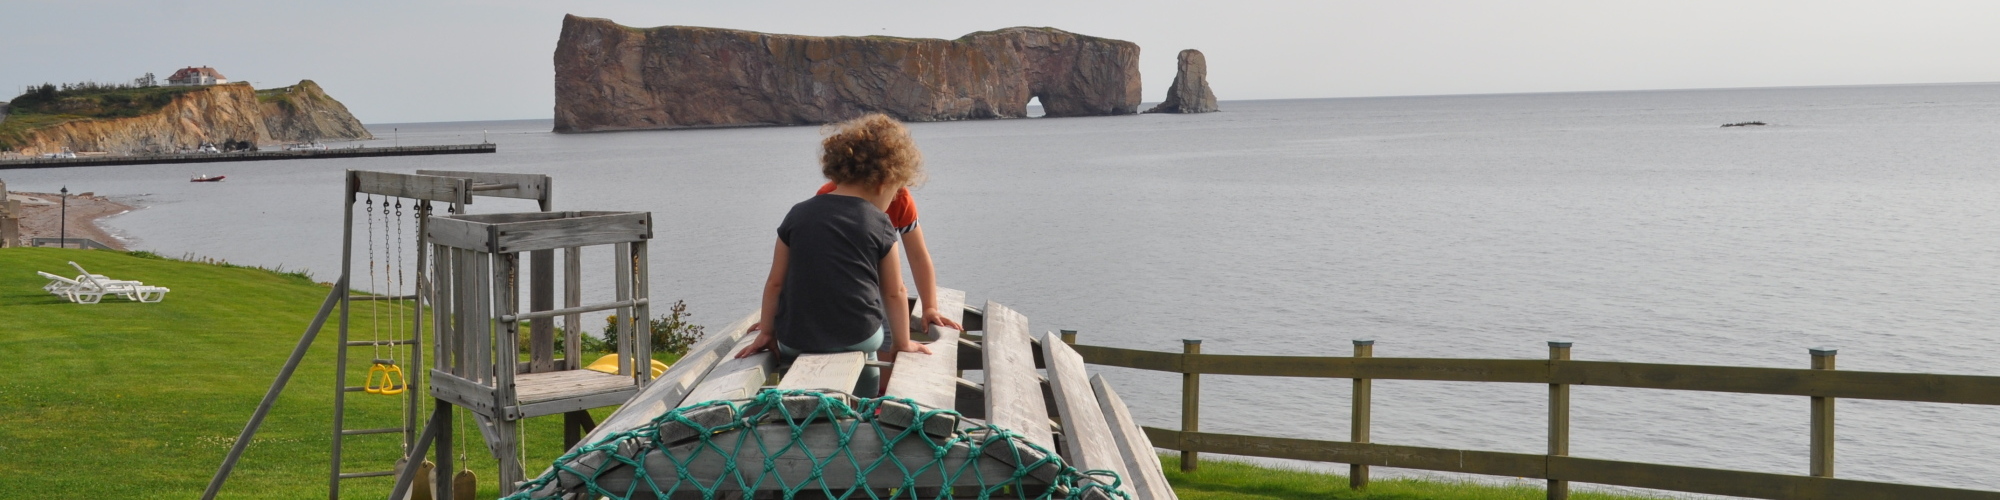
[259, 80, 374, 143]
[1145, 49, 1218, 114]
[12, 81, 369, 155]
[553, 15, 1142, 132]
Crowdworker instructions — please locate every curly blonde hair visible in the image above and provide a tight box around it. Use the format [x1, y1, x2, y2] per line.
[821, 114, 924, 189]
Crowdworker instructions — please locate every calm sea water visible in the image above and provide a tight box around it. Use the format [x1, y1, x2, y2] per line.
[10, 83, 2000, 495]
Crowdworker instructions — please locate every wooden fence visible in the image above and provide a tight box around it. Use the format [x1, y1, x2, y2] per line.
[1068, 339, 2000, 500]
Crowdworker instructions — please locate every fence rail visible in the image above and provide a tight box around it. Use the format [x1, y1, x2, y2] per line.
[1069, 341, 2000, 500]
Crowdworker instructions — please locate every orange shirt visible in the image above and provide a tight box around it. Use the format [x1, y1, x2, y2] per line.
[817, 183, 918, 233]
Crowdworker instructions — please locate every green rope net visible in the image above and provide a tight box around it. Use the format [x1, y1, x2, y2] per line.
[509, 389, 1127, 500]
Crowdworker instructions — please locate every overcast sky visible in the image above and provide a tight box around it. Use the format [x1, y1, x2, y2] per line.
[7, 1, 1998, 124]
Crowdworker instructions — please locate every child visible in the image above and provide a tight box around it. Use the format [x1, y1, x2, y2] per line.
[735, 114, 933, 397]
[811, 182, 963, 330]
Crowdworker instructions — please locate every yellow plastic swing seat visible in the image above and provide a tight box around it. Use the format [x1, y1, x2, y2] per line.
[584, 354, 667, 379]
[365, 361, 407, 395]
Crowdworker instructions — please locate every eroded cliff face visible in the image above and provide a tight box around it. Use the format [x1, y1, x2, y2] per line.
[14, 81, 370, 155]
[1144, 49, 1218, 114]
[20, 83, 270, 155]
[553, 15, 1142, 132]
[259, 80, 374, 143]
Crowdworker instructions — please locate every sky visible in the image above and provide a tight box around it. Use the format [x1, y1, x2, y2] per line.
[6, 0, 1998, 124]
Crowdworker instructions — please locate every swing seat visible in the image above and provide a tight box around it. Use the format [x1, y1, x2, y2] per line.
[584, 354, 667, 378]
[366, 360, 408, 395]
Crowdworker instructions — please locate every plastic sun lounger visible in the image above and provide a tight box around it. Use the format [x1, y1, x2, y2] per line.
[66, 262, 171, 304]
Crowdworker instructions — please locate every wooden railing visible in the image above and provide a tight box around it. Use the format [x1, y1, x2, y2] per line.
[1070, 340, 2000, 500]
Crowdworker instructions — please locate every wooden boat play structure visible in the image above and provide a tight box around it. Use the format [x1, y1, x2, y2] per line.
[204, 169, 1176, 500]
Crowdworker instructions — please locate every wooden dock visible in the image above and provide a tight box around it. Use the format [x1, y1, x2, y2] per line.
[506, 289, 1179, 500]
[0, 143, 494, 170]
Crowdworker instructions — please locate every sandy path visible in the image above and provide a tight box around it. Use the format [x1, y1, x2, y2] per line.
[8, 191, 131, 250]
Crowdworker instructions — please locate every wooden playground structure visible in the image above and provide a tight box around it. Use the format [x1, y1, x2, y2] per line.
[206, 169, 1174, 500]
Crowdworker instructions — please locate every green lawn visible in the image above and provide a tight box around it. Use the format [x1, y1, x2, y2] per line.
[0, 248, 598, 499]
[2, 247, 1667, 499]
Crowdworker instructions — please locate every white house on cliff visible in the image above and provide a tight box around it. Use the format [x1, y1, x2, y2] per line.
[166, 66, 228, 86]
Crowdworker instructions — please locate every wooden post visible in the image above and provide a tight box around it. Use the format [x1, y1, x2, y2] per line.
[528, 249, 555, 373]
[1548, 341, 1572, 500]
[1060, 329, 1077, 344]
[1351, 339, 1373, 490]
[1181, 339, 1201, 472]
[1811, 347, 1837, 478]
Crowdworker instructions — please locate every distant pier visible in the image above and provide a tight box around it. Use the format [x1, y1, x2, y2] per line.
[0, 143, 495, 170]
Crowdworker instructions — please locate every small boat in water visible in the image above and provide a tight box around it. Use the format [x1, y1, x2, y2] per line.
[191, 175, 226, 182]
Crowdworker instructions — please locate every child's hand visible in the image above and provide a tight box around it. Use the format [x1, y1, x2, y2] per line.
[735, 333, 774, 359]
[920, 309, 963, 330]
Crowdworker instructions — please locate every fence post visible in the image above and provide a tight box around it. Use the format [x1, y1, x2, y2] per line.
[1060, 329, 1077, 344]
[1181, 339, 1202, 472]
[1810, 347, 1837, 478]
[1548, 341, 1572, 500]
[1351, 339, 1374, 490]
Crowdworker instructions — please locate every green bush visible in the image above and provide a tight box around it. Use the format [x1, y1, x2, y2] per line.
[601, 299, 705, 356]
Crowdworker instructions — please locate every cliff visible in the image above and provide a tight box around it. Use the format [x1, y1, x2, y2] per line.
[1144, 49, 1218, 114]
[553, 15, 1142, 132]
[258, 80, 374, 143]
[2, 81, 370, 155]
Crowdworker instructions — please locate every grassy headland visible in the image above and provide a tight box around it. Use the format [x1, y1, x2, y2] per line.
[0, 84, 204, 150]
[1, 247, 1671, 499]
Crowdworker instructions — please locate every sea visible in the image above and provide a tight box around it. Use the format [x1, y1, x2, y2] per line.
[8, 83, 2000, 496]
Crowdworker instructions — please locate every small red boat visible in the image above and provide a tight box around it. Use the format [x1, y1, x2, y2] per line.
[191, 175, 226, 182]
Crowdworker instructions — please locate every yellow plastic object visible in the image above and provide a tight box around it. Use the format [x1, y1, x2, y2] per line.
[584, 354, 667, 378]
[365, 361, 407, 395]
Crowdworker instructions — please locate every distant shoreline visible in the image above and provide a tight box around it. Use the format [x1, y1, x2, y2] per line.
[8, 191, 131, 250]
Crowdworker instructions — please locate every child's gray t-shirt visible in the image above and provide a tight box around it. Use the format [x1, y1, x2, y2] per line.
[774, 194, 898, 352]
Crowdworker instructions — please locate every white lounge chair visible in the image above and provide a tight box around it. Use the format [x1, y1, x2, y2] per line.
[66, 262, 170, 304]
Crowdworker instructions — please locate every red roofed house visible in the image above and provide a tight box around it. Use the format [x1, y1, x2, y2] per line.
[166, 66, 228, 86]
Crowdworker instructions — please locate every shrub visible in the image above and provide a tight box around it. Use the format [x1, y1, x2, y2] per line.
[601, 300, 705, 356]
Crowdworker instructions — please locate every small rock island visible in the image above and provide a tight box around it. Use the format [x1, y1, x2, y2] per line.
[552, 15, 1144, 132]
[1145, 49, 1219, 114]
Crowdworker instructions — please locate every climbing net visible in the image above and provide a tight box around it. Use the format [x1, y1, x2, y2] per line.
[509, 389, 1127, 500]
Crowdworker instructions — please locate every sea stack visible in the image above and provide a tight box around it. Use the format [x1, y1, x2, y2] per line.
[552, 15, 1143, 132]
[1145, 49, 1219, 114]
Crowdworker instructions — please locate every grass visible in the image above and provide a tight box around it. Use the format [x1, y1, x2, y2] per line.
[2, 247, 1670, 499]
[1160, 455, 1668, 500]
[0, 248, 615, 499]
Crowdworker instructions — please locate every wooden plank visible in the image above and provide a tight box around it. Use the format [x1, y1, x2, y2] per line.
[777, 352, 867, 394]
[352, 170, 471, 204]
[981, 301, 1056, 451]
[573, 311, 756, 447]
[1043, 334, 1133, 498]
[1092, 374, 1177, 500]
[494, 212, 652, 253]
[428, 370, 499, 417]
[529, 421, 1059, 499]
[512, 370, 637, 403]
[884, 287, 966, 409]
[1144, 427, 1548, 479]
[426, 216, 494, 252]
[415, 170, 549, 202]
[682, 334, 776, 403]
[511, 388, 641, 420]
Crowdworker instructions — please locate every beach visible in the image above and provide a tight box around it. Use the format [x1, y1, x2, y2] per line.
[7, 190, 130, 250]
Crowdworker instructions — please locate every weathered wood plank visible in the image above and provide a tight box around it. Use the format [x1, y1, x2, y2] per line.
[982, 301, 1056, 451]
[494, 212, 652, 253]
[512, 369, 637, 404]
[415, 170, 549, 202]
[1144, 427, 1548, 478]
[352, 170, 471, 204]
[776, 352, 867, 394]
[1092, 374, 1177, 500]
[884, 287, 966, 409]
[1043, 335, 1133, 498]
[682, 335, 776, 403]
[574, 311, 756, 448]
